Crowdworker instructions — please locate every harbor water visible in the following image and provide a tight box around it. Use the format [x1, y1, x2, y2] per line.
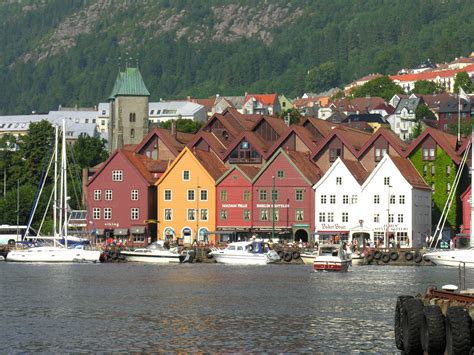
[0, 263, 472, 353]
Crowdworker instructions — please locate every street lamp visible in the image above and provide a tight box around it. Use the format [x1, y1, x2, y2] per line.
[272, 176, 275, 241]
[386, 184, 392, 248]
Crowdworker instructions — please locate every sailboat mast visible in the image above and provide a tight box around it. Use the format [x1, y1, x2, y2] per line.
[53, 125, 58, 246]
[471, 128, 474, 248]
[62, 119, 68, 248]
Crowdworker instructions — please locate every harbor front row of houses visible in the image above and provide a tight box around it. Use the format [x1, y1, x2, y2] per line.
[84, 107, 471, 249]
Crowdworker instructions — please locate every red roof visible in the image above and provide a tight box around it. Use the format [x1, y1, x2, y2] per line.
[287, 150, 322, 184]
[244, 93, 278, 106]
[390, 64, 474, 82]
[193, 149, 228, 181]
[340, 159, 370, 184]
[358, 127, 408, 158]
[390, 156, 430, 190]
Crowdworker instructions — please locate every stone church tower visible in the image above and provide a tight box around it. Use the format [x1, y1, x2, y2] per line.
[108, 67, 150, 152]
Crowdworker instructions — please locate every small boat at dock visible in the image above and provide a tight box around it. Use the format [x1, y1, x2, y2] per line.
[120, 240, 190, 263]
[210, 240, 280, 265]
[313, 244, 351, 272]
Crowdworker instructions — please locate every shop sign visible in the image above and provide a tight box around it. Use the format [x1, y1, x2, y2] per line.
[222, 203, 248, 208]
[320, 223, 347, 230]
[256, 204, 290, 208]
[374, 224, 408, 231]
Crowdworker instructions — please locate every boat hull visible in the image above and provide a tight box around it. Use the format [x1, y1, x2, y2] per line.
[313, 259, 350, 272]
[6, 247, 101, 263]
[120, 251, 181, 263]
[300, 253, 316, 265]
[423, 249, 474, 268]
[211, 253, 274, 265]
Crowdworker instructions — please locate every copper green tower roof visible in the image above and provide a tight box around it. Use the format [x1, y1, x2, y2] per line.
[108, 67, 150, 99]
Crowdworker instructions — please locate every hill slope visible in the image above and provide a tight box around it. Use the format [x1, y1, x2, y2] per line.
[0, 0, 473, 114]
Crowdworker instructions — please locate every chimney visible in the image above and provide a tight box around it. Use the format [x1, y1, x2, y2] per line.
[171, 120, 177, 139]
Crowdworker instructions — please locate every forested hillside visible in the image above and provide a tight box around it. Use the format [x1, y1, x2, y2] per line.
[0, 0, 473, 114]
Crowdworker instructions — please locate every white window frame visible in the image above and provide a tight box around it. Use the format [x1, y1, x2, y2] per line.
[164, 208, 172, 221]
[187, 189, 195, 201]
[200, 209, 208, 221]
[94, 190, 101, 201]
[164, 189, 172, 201]
[131, 208, 139, 220]
[187, 208, 196, 221]
[105, 190, 113, 201]
[93, 208, 100, 220]
[182, 170, 190, 181]
[131, 189, 139, 201]
[200, 190, 208, 201]
[104, 208, 112, 220]
[112, 170, 123, 181]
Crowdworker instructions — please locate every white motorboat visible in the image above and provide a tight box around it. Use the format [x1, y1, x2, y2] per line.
[300, 251, 318, 265]
[6, 245, 101, 263]
[210, 241, 280, 265]
[313, 244, 351, 272]
[120, 241, 189, 263]
[422, 248, 474, 268]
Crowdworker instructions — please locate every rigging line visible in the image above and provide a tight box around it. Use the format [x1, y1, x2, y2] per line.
[67, 143, 84, 209]
[37, 180, 55, 238]
[24, 143, 54, 240]
[429, 140, 471, 248]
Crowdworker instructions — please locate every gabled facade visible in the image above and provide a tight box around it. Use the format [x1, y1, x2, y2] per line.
[460, 185, 471, 237]
[251, 149, 320, 242]
[387, 97, 421, 141]
[243, 94, 281, 115]
[86, 150, 161, 246]
[156, 147, 227, 244]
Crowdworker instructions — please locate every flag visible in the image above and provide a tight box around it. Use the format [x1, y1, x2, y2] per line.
[459, 87, 470, 103]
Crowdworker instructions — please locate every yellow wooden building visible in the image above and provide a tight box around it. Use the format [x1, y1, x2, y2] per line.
[156, 147, 227, 244]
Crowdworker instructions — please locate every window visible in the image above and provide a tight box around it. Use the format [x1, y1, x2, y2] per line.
[336, 177, 342, 185]
[374, 195, 380, 204]
[182, 170, 190, 181]
[244, 210, 251, 221]
[130, 128, 135, 138]
[131, 189, 138, 201]
[260, 209, 269, 221]
[164, 190, 172, 201]
[94, 190, 101, 201]
[243, 190, 251, 201]
[112, 170, 123, 181]
[200, 209, 208, 221]
[423, 164, 427, 176]
[164, 209, 172, 221]
[374, 213, 380, 223]
[200, 190, 208, 201]
[399, 195, 405, 204]
[375, 148, 387, 161]
[431, 165, 435, 176]
[342, 212, 348, 223]
[398, 214, 404, 223]
[129, 113, 136, 122]
[446, 182, 451, 192]
[93, 208, 100, 220]
[187, 209, 196, 221]
[390, 195, 395, 204]
[220, 190, 227, 202]
[330, 195, 336, 204]
[273, 209, 279, 221]
[328, 212, 334, 222]
[389, 214, 394, 223]
[105, 190, 113, 201]
[446, 165, 451, 176]
[220, 209, 228, 220]
[295, 189, 304, 201]
[187, 190, 195, 201]
[131, 208, 139, 220]
[259, 190, 267, 201]
[384, 177, 390, 185]
[296, 209, 304, 221]
[351, 195, 358, 204]
[277, 170, 285, 178]
[272, 189, 278, 201]
[321, 195, 327, 204]
[150, 110, 155, 115]
[104, 208, 112, 220]
[430, 148, 435, 159]
[343, 195, 349, 204]
[319, 212, 326, 222]
[329, 148, 342, 162]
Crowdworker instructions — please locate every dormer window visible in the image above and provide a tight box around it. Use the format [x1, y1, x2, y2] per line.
[222, 131, 229, 140]
[241, 140, 249, 149]
[329, 148, 342, 162]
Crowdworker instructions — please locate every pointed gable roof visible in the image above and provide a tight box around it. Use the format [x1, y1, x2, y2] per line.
[108, 67, 150, 99]
[87, 149, 160, 187]
[267, 125, 320, 157]
[253, 148, 321, 185]
[390, 156, 430, 190]
[244, 93, 278, 106]
[216, 164, 260, 185]
[358, 127, 408, 158]
[134, 127, 193, 157]
[313, 157, 366, 190]
[187, 130, 228, 159]
[303, 117, 337, 137]
[404, 127, 460, 164]
[312, 126, 373, 160]
[251, 115, 289, 137]
[223, 131, 270, 160]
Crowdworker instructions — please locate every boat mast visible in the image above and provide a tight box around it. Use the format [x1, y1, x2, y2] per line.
[53, 124, 58, 246]
[471, 128, 474, 248]
[62, 119, 68, 248]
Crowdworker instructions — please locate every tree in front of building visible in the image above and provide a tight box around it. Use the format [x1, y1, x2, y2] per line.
[411, 121, 423, 139]
[73, 134, 108, 169]
[160, 118, 203, 133]
[412, 80, 444, 94]
[453, 72, 474, 94]
[415, 103, 436, 121]
[350, 76, 405, 101]
[278, 108, 301, 125]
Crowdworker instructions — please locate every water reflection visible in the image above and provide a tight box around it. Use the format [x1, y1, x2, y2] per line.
[0, 263, 472, 352]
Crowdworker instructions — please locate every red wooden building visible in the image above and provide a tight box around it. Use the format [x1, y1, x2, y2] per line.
[460, 185, 471, 238]
[251, 148, 321, 242]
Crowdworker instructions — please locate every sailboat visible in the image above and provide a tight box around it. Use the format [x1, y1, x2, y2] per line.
[423, 128, 474, 268]
[6, 119, 101, 263]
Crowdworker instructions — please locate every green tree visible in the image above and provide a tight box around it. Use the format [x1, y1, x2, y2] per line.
[412, 80, 443, 94]
[351, 76, 405, 101]
[411, 120, 423, 139]
[278, 108, 301, 125]
[159, 118, 203, 134]
[305, 61, 339, 93]
[453, 71, 474, 94]
[72, 134, 108, 169]
[415, 103, 436, 120]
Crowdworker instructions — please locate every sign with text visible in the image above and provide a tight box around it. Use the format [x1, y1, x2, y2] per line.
[222, 204, 248, 208]
[256, 204, 290, 208]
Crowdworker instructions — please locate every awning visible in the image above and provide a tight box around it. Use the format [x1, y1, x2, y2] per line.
[316, 230, 349, 235]
[114, 228, 129, 236]
[207, 231, 235, 235]
[94, 228, 105, 236]
[131, 226, 146, 234]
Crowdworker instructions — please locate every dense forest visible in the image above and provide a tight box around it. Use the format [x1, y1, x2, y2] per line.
[0, 0, 473, 115]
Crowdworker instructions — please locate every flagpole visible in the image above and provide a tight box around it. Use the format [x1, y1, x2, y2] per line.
[458, 93, 461, 142]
